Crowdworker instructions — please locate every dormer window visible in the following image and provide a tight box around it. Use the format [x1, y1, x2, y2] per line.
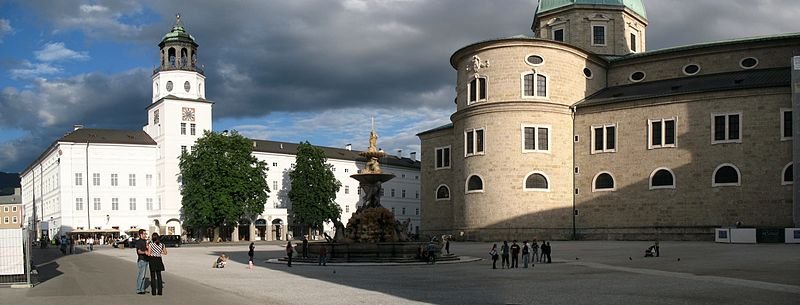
[630, 32, 637, 52]
[552, 27, 565, 42]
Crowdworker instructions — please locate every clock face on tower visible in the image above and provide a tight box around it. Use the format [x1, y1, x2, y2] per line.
[182, 107, 196, 122]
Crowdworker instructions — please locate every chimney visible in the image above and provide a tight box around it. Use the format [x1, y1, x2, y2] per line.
[345, 144, 352, 151]
[73, 124, 84, 131]
[410, 152, 417, 160]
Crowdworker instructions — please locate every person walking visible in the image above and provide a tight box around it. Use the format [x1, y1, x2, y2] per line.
[59, 235, 67, 255]
[134, 229, 149, 294]
[286, 241, 294, 267]
[248, 242, 255, 269]
[543, 241, 552, 263]
[510, 240, 521, 268]
[302, 236, 309, 258]
[88, 237, 94, 251]
[318, 245, 328, 266]
[147, 233, 167, 296]
[522, 241, 530, 268]
[531, 240, 540, 263]
[489, 244, 499, 269]
[68, 237, 74, 254]
[444, 237, 450, 255]
[426, 242, 436, 264]
[500, 241, 510, 269]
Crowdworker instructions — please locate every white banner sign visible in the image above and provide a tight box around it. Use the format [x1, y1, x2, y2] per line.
[794, 56, 800, 70]
[0, 229, 25, 275]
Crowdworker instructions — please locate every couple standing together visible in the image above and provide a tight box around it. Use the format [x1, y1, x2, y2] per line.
[135, 229, 168, 295]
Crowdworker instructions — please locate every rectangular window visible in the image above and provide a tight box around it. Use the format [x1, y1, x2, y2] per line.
[592, 25, 606, 46]
[391, 189, 395, 197]
[92, 173, 100, 186]
[146, 174, 153, 187]
[592, 124, 617, 153]
[112, 198, 119, 211]
[12, 206, 17, 212]
[391, 207, 395, 214]
[522, 125, 550, 152]
[75, 198, 83, 211]
[146, 198, 153, 211]
[465, 128, 485, 157]
[649, 118, 677, 149]
[782, 109, 792, 140]
[12, 216, 17, 223]
[630, 32, 637, 52]
[416, 191, 419, 199]
[416, 208, 419, 215]
[190, 123, 196, 135]
[129, 198, 136, 211]
[711, 113, 742, 144]
[93, 198, 101, 210]
[553, 28, 564, 42]
[181, 146, 187, 154]
[402, 189, 406, 198]
[129, 174, 136, 186]
[435, 146, 451, 169]
[181, 123, 186, 135]
[111, 174, 118, 186]
[273, 181, 278, 191]
[3, 216, 7, 224]
[345, 185, 350, 194]
[75, 173, 83, 186]
[345, 205, 350, 213]
[402, 207, 406, 215]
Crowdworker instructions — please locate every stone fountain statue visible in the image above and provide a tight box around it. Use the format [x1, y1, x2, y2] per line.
[329, 122, 409, 243]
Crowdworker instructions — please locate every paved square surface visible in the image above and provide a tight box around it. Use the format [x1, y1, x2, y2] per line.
[3, 241, 798, 304]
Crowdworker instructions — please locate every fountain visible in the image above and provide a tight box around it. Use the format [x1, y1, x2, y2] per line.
[302, 123, 453, 263]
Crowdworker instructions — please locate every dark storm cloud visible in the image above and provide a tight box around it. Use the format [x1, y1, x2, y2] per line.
[1, 0, 797, 172]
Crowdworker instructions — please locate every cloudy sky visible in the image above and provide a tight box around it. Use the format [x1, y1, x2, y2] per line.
[0, 0, 798, 173]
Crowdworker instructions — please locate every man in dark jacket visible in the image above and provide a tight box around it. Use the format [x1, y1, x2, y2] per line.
[510, 240, 521, 268]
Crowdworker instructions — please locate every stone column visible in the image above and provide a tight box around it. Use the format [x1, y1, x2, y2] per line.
[231, 225, 239, 242]
[793, 56, 800, 227]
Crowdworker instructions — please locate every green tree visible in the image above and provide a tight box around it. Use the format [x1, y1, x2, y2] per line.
[179, 130, 270, 241]
[289, 141, 342, 235]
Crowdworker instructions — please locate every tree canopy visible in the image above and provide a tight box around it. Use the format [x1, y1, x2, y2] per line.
[179, 131, 270, 230]
[288, 141, 342, 231]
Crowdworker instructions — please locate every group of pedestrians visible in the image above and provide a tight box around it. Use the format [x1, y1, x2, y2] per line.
[285, 240, 330, 267]
[490, 240, 552, 269]
[58, 235, 75, 255]
[134, 229, 168, 296]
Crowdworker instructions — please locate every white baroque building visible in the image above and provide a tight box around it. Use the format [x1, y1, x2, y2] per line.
[20, 17, 420, 242]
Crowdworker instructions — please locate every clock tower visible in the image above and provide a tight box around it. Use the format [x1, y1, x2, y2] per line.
[143, 15, 213, 236]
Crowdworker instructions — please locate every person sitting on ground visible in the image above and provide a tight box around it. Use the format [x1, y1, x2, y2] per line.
[645, 241, 660, 257]
[213, 254, 228, 268]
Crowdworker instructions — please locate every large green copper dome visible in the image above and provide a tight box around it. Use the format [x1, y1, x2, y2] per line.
[538, 0, 647, 19]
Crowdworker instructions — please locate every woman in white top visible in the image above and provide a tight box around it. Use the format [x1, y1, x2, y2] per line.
[147, 233, 168, 296]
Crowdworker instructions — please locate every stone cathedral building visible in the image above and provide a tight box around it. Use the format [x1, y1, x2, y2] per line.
[418, 0, 800, 240]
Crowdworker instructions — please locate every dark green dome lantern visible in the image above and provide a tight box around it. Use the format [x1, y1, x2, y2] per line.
[537, 0, 647, 19]
[156, 14, 202, 75]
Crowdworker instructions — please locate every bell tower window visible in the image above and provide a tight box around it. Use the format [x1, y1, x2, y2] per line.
[168, 47, 176, 68]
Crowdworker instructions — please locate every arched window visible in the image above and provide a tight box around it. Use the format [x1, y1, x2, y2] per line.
[593, 172, 615, 191]
[650, 168, 675, 189]
[783, 163, 793, 185]
[524, 172, 549, 191]
[521, 73, 548, 98]
[466, 175, 484, 193]
[468, 77, 487, 104]
[436, 185, 450, 200]
[713, 164, 740, 187]
[168, 47, 176, 67]
[180, 48, 188, 67]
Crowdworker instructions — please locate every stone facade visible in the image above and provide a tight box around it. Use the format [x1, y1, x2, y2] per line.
[419, 1, 799, 241]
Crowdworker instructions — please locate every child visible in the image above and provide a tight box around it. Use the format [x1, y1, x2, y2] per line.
[213, 254, 228, 268]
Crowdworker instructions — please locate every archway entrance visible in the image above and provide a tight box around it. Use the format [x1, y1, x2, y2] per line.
[272, 219, 283, 241]
[255, 219, 267, 240]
